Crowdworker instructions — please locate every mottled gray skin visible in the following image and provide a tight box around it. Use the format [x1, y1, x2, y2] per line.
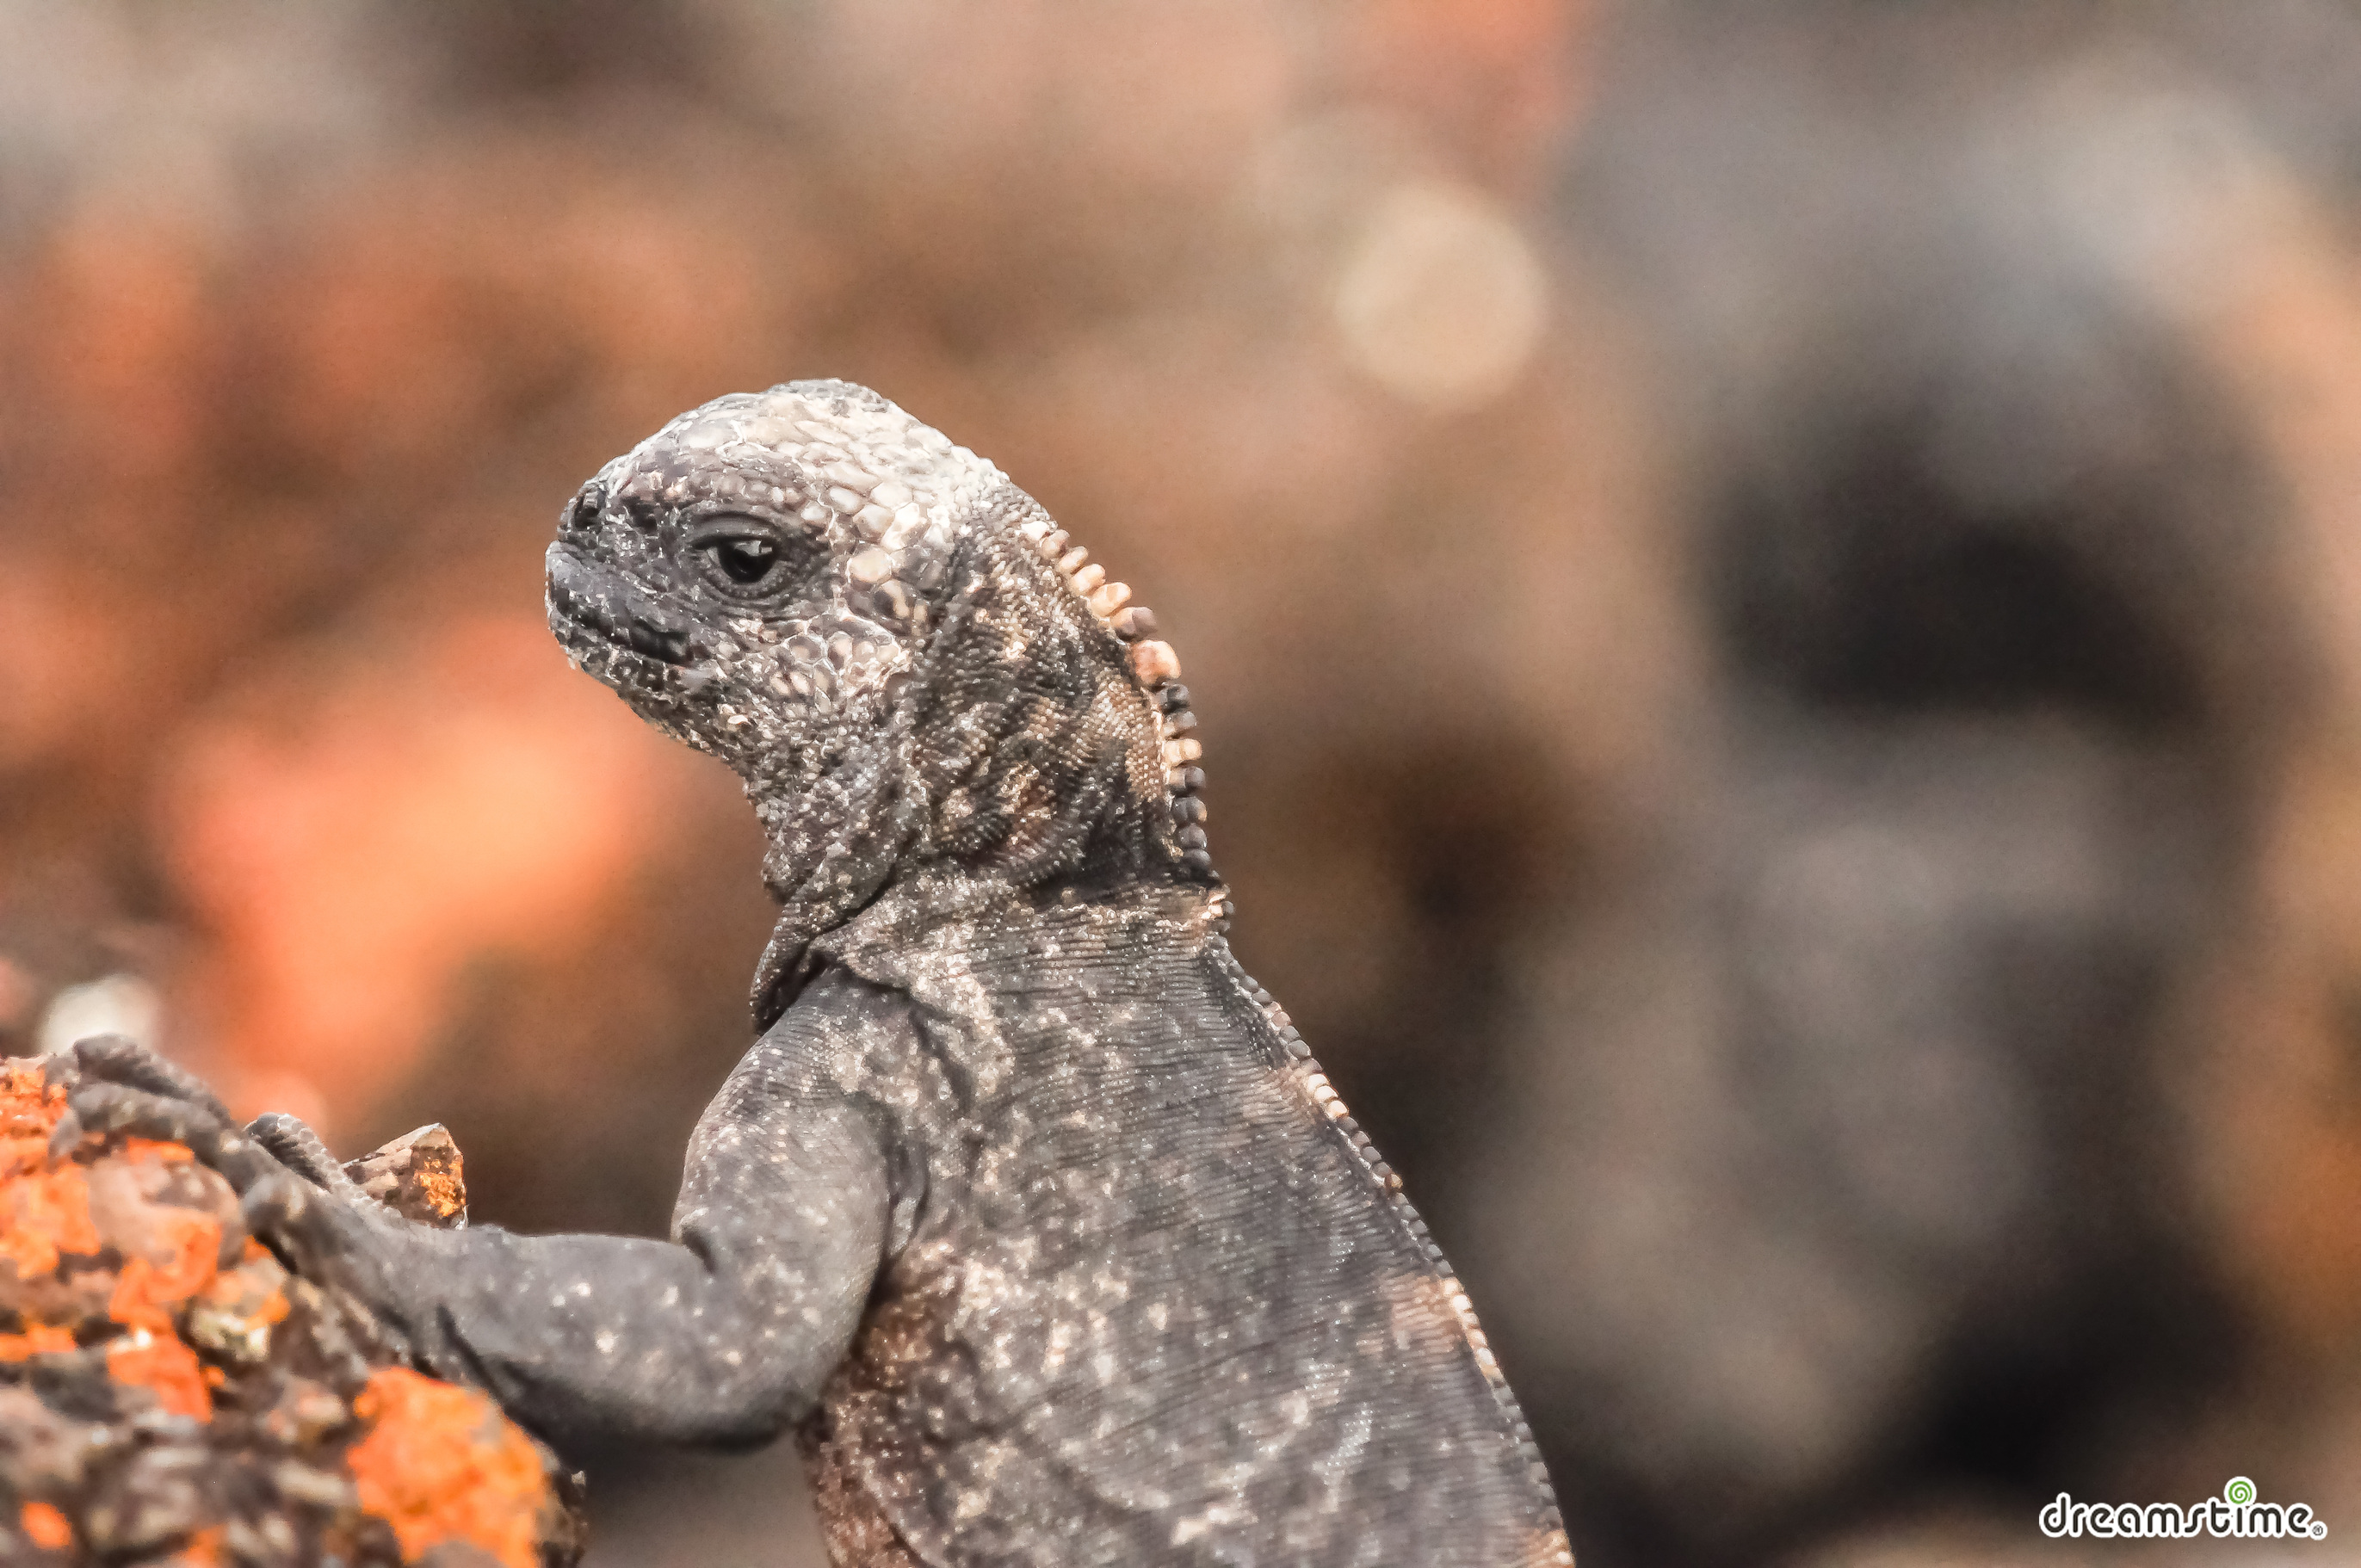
[71, 383, 1570, 1566]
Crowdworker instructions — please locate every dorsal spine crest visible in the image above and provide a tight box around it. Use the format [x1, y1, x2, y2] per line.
[1011, 507, 1225, 904]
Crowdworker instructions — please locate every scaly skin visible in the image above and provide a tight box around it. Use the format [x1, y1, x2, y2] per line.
[72, 382, 1571, 1566]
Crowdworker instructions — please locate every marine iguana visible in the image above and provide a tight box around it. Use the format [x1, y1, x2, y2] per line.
[69, 381, 1573, 1566]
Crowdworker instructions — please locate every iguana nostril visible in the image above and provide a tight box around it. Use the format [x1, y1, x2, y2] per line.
[561, 485, 606, 535]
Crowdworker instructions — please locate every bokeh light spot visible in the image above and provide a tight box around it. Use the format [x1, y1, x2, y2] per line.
[1332, 181, 1548, 410]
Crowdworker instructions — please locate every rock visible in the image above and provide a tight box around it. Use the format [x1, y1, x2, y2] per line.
[343, 1124, 467, 1229]
[0, 1058, 584, 1566]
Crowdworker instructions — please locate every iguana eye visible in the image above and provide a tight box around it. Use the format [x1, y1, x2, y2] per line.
[711, 538, 777, 584]
[685, 518, 804, 597]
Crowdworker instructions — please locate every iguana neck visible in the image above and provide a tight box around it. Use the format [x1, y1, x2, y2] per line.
[749, 497, 1217, 1027]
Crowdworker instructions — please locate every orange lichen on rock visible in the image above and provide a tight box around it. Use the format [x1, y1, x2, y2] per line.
[106, 1332, 214, 1420]
[19, 1499, 72, 1551]
[104, 1207, 226, 1332]
[2, 1058, 219, 1422]
[414, 1164, 465, 1223]
[1, 1059, 62, 1118]
[1, 1059, 94, 1276]
[0, 1055, 101, 1281]
[189, 1239, 292, 1337]
[0, 1161, 101, 1281]
[119, 1135, 199, 1166]
[1, 1060, 68, 1167]
[347, 1367, 552, 1568]
[0, 1057, 583, 1564]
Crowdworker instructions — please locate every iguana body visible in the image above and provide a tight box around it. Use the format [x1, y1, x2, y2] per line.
[74, 383, 1570, 1565]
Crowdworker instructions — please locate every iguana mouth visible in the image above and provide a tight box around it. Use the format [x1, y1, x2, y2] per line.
[545, 544, 701, 665]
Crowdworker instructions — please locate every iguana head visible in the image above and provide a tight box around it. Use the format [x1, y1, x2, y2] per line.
[547, 381, 1214, 1015]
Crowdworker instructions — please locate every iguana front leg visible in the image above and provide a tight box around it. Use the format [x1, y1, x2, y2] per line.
[64, 972, 911, 1448]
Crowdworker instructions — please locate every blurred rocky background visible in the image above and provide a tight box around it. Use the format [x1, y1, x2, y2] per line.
[6, 2, 2361, 1564]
